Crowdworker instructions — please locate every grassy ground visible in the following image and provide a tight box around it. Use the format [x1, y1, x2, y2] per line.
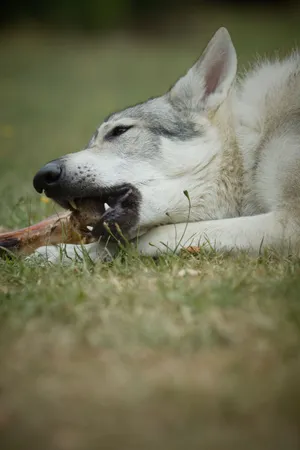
[1, 10, 300, 450]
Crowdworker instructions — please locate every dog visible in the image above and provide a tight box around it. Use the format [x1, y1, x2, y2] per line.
[31, 27, 300, 264]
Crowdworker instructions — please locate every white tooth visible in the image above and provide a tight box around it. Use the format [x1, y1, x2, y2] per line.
[104, 203, 109, 211]
[69, 199, 77, 210]
[87, 225, 93, 231]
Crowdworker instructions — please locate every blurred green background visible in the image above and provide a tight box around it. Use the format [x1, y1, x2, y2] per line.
[1, 0, 300, 228]
[1, 0, 299, 33]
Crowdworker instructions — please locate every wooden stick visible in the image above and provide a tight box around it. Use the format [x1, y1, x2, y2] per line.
[0, 213, 202, 259]
[0, 212, 93, 257]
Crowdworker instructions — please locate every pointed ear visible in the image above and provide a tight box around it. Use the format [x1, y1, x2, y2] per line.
[169, 27, 237, 113]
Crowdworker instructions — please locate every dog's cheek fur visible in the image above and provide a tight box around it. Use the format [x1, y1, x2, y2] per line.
[134, 131, 222, 231]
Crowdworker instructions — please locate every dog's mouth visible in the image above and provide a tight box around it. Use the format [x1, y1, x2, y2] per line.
[52, 184, 141, 240]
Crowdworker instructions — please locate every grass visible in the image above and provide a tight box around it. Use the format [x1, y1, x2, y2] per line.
[1, 10, 300, 449]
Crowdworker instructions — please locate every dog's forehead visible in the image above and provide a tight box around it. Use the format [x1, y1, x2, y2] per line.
[103, 97, 171, 123]
[102, 96, 201, 140]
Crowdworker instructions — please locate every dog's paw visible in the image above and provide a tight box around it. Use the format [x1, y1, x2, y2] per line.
[26, 242, 116, 266]
[26, 245, 73, 265]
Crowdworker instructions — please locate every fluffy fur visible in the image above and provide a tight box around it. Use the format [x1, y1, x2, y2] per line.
[31, 27, 300, 264]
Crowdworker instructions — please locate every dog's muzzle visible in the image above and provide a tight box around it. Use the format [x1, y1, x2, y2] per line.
[33, 159, 142, 240]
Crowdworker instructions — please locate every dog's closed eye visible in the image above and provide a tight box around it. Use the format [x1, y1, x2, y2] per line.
[105, 125, 133, 140]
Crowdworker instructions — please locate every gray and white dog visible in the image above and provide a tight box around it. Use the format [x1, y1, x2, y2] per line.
[32, 27, 300, 264]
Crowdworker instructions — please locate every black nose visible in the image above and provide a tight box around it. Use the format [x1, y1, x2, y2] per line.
[33, 161, 62, 194]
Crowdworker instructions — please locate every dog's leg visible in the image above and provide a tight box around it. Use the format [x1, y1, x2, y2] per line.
[27, 241, 117, 265]
[135, 211, 299, 256]
[27, 211, 299, 264]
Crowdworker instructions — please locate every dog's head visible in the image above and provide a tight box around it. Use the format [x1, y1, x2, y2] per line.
[33, 27, 237, 240]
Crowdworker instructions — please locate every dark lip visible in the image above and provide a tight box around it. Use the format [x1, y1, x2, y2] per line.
[46, 183, 142, 240]
[49, 185, 132, 212]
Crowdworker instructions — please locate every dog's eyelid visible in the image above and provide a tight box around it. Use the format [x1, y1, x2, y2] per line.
[105, 124, 134, 140]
